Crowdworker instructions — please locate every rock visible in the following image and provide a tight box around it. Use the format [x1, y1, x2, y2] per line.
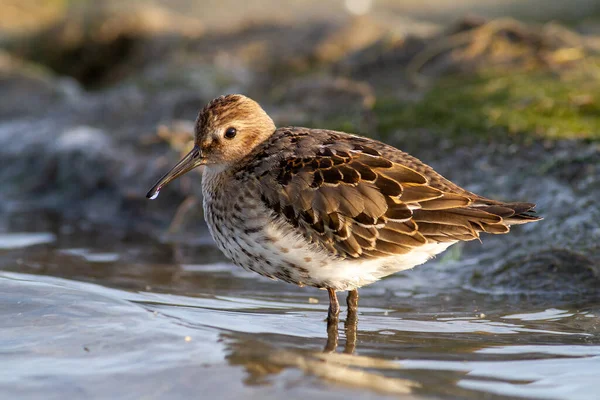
[0, 51, 81, 119]
[337, 16, 595, 93]
[270, 76, 376, 133]
[313, 17, 387, 64]
[336, 34, 427, 93]
[0, 88, 196, 232]
[52, 127, 118, 191]
[5, 3, 204, 88]
[0, 123, 121, 207]
[473, 249, 600, 299]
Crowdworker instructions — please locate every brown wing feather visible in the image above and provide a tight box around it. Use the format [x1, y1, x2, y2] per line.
[251, 127, 541, 259]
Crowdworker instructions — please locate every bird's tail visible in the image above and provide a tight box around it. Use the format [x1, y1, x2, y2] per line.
[473, 201, 542, 225]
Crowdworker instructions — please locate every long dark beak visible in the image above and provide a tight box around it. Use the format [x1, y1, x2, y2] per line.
[146, 146, 203, 199]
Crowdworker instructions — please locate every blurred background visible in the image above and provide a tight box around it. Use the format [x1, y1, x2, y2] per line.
[1, 2, 600, 399]
[1, 0, 599, 239]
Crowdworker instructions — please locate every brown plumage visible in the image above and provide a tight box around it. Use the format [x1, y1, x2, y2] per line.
[239, 127, 539, 259]
[147, 94, 541, 322]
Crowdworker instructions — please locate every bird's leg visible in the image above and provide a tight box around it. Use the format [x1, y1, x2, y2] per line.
[344, 289, 359, 354]
[327, 288, 340, 321]
[323, 288, 341, 352]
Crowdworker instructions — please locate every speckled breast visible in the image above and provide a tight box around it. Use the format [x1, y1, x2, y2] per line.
[201, 169, 311, 285]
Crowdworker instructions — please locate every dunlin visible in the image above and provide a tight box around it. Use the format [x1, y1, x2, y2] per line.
[147, 94, 540, 321]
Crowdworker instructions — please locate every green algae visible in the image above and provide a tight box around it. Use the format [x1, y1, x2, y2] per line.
[374, 65, 600, 141]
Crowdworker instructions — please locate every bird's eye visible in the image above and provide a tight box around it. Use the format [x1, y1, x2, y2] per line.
[224, 127, 237, 139]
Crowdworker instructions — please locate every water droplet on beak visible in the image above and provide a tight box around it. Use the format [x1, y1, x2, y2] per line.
[149, 191, 160, 200]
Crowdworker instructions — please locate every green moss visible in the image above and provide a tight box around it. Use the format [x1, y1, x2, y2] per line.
[375, 66, 600, 141]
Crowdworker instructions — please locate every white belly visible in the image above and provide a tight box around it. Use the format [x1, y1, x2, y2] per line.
[308, 242, 455, 291]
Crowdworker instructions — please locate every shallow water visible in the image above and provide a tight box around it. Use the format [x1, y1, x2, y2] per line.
[0, 225, 599, 400]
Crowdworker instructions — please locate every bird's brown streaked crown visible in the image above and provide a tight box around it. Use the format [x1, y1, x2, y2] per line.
[194, 94, 276, 166]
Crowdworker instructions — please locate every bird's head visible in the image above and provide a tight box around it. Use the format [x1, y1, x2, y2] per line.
[146, 94, 275, 199]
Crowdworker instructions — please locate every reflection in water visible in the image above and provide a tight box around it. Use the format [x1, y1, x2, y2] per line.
[324, 307, 358, 354]
[225, 324, 419, 395]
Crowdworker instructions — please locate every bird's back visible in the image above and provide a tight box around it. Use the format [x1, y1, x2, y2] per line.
[234, 127, 540, 260]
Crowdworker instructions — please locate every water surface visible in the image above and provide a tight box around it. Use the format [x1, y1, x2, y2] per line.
[0, 226, 598, 400]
